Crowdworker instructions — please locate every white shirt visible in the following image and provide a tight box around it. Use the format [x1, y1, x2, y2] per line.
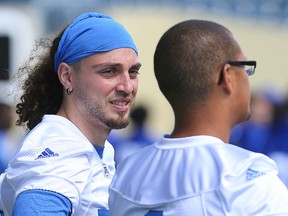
[109, 135, 288, 216]
[0, 115, 115, 215]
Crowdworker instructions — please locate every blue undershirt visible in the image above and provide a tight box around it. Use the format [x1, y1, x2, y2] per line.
[94, 145, 105, 159]
[13, 189, 72, 215]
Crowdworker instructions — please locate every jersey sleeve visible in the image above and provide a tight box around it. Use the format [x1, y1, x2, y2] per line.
[220, 171, 288, 215]
[6, 138, 95, 214]
[246, 173, 288, 215]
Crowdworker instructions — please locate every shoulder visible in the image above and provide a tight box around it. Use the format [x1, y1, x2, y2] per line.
[3, 116, 98, 203]
[27, 115, 90, 142]
[220, 168, 288, 214]
[215, 143, 278, 178]
[209, 144, 288, 213]
[16, 115, 95, 159]
[117, 141, 277, 180]
[110, 140, 280, 205]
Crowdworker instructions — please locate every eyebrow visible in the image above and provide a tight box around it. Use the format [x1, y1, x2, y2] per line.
[92, 62, 142, 70]
[131, 62, 142, 69]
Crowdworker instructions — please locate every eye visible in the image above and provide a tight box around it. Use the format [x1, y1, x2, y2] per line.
[129, 68, 140, 79]
[102, 69, 114, 74]
[100, 68, 117, 77]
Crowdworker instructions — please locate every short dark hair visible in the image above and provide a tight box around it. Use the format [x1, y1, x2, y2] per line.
[154, 20, 241, 109]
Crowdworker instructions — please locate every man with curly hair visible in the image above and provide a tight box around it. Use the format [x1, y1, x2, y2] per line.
[0, 12, 141, 216]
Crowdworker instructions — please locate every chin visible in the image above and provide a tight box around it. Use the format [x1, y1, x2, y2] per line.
[106, 118, 130, 130]
[235, 111, 251, 126]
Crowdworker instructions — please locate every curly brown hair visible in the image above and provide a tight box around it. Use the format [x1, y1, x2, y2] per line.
[16, 29, 66, 131]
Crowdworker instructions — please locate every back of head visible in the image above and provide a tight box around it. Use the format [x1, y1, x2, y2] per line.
[154, 20, 241, 110]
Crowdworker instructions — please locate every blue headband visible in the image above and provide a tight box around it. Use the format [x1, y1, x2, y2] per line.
[54, 12, 138, 73]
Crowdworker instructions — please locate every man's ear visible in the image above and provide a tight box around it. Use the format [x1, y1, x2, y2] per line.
[58, 62, 73, 89]
[220, 64, 233, 94]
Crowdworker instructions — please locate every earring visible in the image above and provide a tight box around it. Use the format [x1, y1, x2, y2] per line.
[66, 88, 72, 95]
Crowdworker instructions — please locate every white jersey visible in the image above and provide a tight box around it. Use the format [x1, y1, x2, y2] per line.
[109, 135, 288, 216]
[0, 115, 115, 216]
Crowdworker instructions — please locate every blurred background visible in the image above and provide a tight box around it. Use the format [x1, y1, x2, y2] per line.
[0, 0, 288, 183]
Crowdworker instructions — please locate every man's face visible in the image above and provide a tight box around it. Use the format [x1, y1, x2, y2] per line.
[232, 53, 252, 124]
[71, 48, 141, 130]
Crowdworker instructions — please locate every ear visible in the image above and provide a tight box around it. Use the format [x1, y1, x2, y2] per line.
[58, 62, 73, 89]
[220, 64, 233, 94]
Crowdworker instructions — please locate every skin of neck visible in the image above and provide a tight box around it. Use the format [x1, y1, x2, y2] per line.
[57, 96, 110, 147]
[169, 91, 236, 143]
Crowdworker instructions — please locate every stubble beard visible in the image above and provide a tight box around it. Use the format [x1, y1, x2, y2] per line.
[74, 87, 130, 130]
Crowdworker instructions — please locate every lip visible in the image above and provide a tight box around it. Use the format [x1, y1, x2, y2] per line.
[110, 98, 131, 111]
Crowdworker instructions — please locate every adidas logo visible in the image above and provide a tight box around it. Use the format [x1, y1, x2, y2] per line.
[35, 148, 59, 160]
[246, 168, 265, 182]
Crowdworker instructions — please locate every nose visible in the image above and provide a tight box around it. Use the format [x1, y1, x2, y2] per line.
[116, 73, 134, 94]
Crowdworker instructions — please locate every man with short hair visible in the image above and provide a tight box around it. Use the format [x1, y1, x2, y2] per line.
[109, 20, 288, 215]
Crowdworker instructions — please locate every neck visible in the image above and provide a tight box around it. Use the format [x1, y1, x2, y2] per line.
[57, 104, 110, 147]
[171, 108, 232, 143]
